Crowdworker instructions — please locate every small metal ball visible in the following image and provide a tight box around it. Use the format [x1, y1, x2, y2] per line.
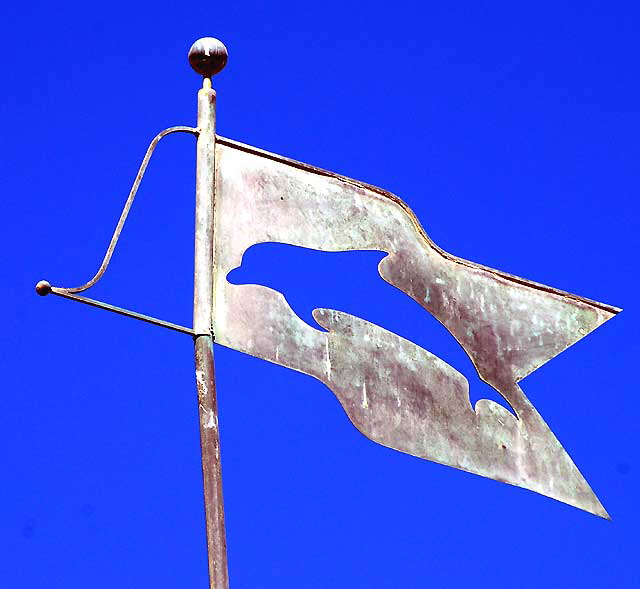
[188, 38, 228, 77]
[35, 280, 52, 296]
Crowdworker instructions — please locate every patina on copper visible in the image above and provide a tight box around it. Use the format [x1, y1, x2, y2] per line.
[212, 136, 620, 519]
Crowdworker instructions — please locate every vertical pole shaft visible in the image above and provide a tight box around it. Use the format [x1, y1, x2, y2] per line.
[193, 75, 229, 587]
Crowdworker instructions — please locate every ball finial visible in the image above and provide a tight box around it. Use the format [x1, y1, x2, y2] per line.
[188, 38, 228, 78]
[35, 280, 52, 296]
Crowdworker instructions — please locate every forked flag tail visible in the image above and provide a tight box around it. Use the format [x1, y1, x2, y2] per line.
[211, 136, 619, 518]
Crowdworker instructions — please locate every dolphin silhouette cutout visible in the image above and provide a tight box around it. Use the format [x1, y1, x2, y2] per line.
[211, 136, 620, 518]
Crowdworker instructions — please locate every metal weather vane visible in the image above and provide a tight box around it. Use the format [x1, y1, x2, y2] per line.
[35, 37, 620, 588]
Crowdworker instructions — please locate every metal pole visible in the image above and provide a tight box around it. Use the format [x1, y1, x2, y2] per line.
[189, 37, 229, 589]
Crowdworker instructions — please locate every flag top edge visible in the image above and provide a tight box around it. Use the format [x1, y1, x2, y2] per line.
[216, 135, 621, 317]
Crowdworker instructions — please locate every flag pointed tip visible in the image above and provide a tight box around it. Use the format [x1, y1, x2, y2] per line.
[584, 501, 611, 521]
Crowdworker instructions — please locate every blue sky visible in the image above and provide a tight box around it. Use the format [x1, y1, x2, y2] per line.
[4, 1, 638, 587]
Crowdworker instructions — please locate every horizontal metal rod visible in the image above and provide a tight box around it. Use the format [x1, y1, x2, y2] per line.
[50, 288, 195, 336]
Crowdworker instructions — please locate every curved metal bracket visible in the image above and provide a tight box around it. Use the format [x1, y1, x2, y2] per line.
[37, 126, 199, 336]
[55, 125, 198, 294]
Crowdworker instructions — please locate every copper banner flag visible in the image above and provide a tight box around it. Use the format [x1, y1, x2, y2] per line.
[212, 136, 619, 519]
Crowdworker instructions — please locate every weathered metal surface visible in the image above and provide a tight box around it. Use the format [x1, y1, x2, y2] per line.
[193, 68, 229, 588]
[212, 136, 620, 518]
[194, 334, 227, 588]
